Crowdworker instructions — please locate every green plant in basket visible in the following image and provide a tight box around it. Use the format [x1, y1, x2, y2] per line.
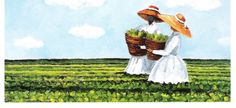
[127, 29, 139, 37]
[146, 32, 153, 40]
[152, 33, 168, 42]
[153, 33, 159, 42]
[137, 30, 146, 38]
[160, 34, 169, 42]
[127, 29, 133, 36]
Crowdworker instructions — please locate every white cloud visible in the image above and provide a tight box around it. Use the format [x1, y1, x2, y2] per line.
[166, 0, 221, 11]
[14, 37, 44, 49]
[217, 36, 230, 46]
[44, 0, 105, 10]
[68, 24, 105, 39]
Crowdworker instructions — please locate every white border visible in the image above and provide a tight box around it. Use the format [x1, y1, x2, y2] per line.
[230, 0, 235, 104]
[0, 0, 5, 105]
[0, 1, 235, 108]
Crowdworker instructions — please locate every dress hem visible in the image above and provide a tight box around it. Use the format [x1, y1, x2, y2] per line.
[147, 79, 189, 84]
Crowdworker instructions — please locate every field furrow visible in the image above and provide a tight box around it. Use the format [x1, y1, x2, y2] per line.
[5, 59, 230, 102]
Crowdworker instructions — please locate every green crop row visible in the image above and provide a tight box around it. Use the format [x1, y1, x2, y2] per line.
[5, 59, 230, 65]
[5, 71, 230, 78]
[5, 79, 230, 102]
[5, 90, 230, 102]
[5, 78, 230, 96]
[5, 67, 229, 73]
[5, 73, 229, 82]
[5, 59, 231, 102]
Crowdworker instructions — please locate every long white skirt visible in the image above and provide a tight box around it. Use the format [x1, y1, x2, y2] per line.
[124, 56, 150, 75]
[145, 59, 155, 73]
[148, 55, 189, 84]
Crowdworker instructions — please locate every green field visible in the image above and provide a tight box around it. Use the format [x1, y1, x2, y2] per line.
[5, 59, 230, 102]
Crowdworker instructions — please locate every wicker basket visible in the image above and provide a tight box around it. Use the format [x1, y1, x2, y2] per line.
[125, 33, 146, 56]
[145, 39, 166, 60]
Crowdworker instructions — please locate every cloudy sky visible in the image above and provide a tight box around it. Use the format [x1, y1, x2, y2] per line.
[5, 0, 230, 59]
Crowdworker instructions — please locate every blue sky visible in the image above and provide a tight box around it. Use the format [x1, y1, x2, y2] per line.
[5, 0, 230, 59]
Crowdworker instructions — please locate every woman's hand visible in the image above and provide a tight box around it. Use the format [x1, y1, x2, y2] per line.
[147, 48, 152, 52]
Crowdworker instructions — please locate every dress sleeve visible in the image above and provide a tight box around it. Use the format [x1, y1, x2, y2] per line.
[152, 36, 180, 56]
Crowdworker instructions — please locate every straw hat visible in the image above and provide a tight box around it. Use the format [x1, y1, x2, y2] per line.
[159, 13, 192, 38]
[137, 5, 163, 22]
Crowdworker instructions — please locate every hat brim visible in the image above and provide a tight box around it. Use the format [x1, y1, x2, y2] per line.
[159, 14, 192, 38]
[137, 9, 163, 23]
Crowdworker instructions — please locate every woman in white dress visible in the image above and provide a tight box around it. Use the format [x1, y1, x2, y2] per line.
[125, 5, 163, 75]
[147, 13, 192, 84]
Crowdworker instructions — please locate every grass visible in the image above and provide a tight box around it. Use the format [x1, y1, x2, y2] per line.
[5, 58, 230, 102]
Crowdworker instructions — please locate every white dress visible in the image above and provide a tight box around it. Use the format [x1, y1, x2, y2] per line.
[125, 22, 161, 75]
[148, 32, 189, 84]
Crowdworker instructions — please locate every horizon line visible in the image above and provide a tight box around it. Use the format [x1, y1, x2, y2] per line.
[4, 57, 231, 61]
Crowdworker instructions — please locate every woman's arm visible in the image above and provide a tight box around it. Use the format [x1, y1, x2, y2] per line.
[152, 36, 180, 56]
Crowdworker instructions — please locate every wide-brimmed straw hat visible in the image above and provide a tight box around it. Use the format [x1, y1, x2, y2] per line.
[137, 5, 163, 23]
[159, 13, 192, 38]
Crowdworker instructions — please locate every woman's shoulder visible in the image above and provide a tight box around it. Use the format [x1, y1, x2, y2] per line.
[173, 35, 180, 40]
[172, 32, 181, 36]
[169, 33, 181, 43]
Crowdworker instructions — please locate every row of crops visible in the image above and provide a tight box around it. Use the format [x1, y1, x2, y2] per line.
[5, 59, 230, 102]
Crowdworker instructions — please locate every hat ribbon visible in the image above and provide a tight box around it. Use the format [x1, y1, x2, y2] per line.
[175, 15, 185, 24]
[174, 15, 187, 28]
[147, 7, 159, 13]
